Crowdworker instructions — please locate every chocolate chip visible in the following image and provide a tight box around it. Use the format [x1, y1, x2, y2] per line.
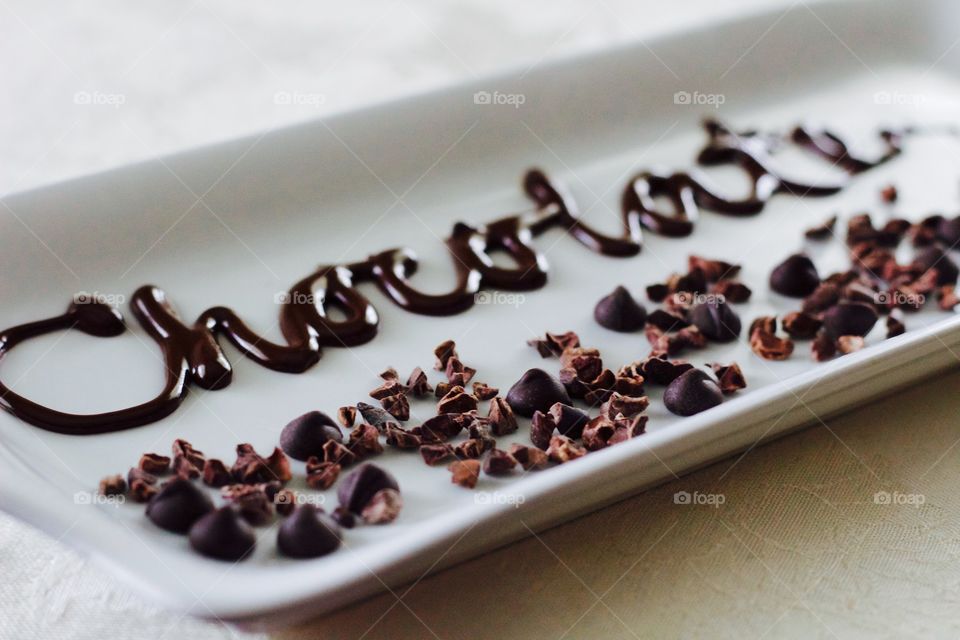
[188, 507, 256, 561]
[405, 367, 433, 397]
[594, 286, 647, 332]
[811, 332, 837, 361]
[770, 254, 821, 297]
[509, 444, 549, 470]
[663, 369, 723, 417]
[822, 302, 878, 338]
[433, 339, 458, 371]
[483, 449, 517, 476]
[448, 460, 481, 488]
[688, 300, 741, 342]
[805, 214, 837, 240]
[548, 403, 589, 439]
[506, 368, 572, 418]
[708, 362, 747, 395]
[280, 411, 343, 461]
[305, 459, 341, 490]
[646, 283, 670, 302]
[360, 488, 403, 524]
[277, 505, 341, 558]
[337, 463, 400, 515]
[99, 474, 126, 496]
[145, 478, 214, 534]
[546, 435, 586, 463]
[202, 459, 232, 487]
[331, 507, 356, 529]
[139, 453, 170, 475]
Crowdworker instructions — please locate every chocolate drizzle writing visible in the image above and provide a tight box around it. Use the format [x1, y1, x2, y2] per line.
[0, 120, 902, 434]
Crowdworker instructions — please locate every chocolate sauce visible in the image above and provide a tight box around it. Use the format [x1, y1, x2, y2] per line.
[0, 120, 903, 434]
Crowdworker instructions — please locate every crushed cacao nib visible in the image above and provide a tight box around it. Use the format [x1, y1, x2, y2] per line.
[337, 406, 357, 428]
[99, 474, 126, 496]
[361, 488, 403, 524]
[811, 332, 837, 361]
[599, 393, 649, 420]
[174, 455, 201, 479]
[581, 416, 616, 451]
[232, 488, 274, 527]
[232, 444, 292, 484]
[380, 393, 410, 421]
[549, 403, 590, 439]
[711, 280, 752, 303]
[802, 283, 841, 314]
[415, 413, 464, 442]
[434, 381, 453, 398]
[487, 397, 518, 436]
[347, 423, 384, 459]
[482, 449, 517, 476]
[172, 439, 205, 469]
[433, 339, 458, 371]
[508, 444, 549, 471]
[837, 335, 865, 354]
[437, 386, 479, 414]
[405, 367, 433, 397]
[128, 467, 157, 487]
[708, 362, 747, 395]
[640, 356, 693, 385]
[305, 459, 341, 490]
[750, 328, 794, 361]
[939, 285, 960, 310]
[530, 410, 557, 450]
[369, 379, 404, 400]
[129, 479, 158, 503]
[453, 438, 487, 460]
[448, 460, 481, 488]
[322, 440, 357, 466]
[688, 255, 740, 282]
[645, 309, 690, 332]
[445, 357, 477, 386]
[139, 453, 170, 475]
[420, 444, 455, 466]
[805, 214, 837, 240]
[379, 367, 399, 381]
[384, 425, 422, 449]
[202, 459, 232, 487]
[356, 401, 400, 432]
[471, 382, 499, 400]
[560, 347, 603, 382]
[782, 311, 823, 339]
[526, 330, 581, 358]
[546, 435, 586, 464]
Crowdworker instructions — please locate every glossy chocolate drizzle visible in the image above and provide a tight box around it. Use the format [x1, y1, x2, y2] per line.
[0, 120, 902, 434]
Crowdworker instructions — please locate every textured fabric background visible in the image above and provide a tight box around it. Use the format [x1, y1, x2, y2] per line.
[4, 1, 960, 638]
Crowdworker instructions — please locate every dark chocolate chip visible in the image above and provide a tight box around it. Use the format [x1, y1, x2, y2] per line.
[277, 505, 341, 559]
[145, 478, 214, 534]
[336, 463, 400, 515]
[688, 300, 741, 342]
[822, 302, 878, 338]
[279, 411, 343, 461]
[505, 368, 571, 418]
[913, 246, 959, 286]
[662, 369, 723, 417]
[594, 286, 647, 332]
[188, 507, 256, 561]
[548, 403, 589, 439]
[770, 254, 821, 297]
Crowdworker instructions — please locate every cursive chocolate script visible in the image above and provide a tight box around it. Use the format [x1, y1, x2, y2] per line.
[0, 120, 902, 434]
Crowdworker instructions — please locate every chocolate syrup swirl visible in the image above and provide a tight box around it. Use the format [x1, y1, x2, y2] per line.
[0, 120, 902, 434]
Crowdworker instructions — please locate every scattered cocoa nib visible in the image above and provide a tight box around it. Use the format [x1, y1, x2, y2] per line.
[361, 488, 403, 524]
[225, 485, 273, 526]
[837, 335, 865, 354]
[667, 268, 708, 294]
[782, 311, 823, 340]
[337, 406, 357, 428]
[487, 397, 518, 436]
[369, 379, 404, 400]
[549, 403, 590, 438]
[483, 449, 517, 476]
[613, 373, 645, 397]
[802, 283, 841, 314]
[708, 362, 747, 395]
[547, 435, 586, 464]
[805, 214, 837, 240]
[581, 416, 616, 451]
[380, 393, 410, 421]
[322, 440, 357, 466]
[472, 382, 499, 401]
[433, 339, 458, 371]
[530, 410, 557, 450]
[711, 280, 752, 303]
[453, 438, 487, 460]
[600, 393, 649, 420]
[509, 444, 549, 470]
[138, 453, 170, 475]
[99, 474, 126, 496]
[645, 309, 690, 331]
[434, 381, 453, 398]
[448, 460, 481, 489]
[380, 367, 399, 381]
[560, 347, 603, 382]
[750, 328, 794, 361]
[232, 445, 292, 484]
[938, 285, 960, 310]
[526, 330, 580, 358]
[468, 422, 496, 448]
[437, 386, 479, 414]
[129, 479, 157, 503]
[444, 357, 477, 386]
[173, 454, 201, 479]
[639, 356, 693, 385]
[880, 184, 898, 203]
[910, 216, 939, 246]
[688, 255, 740, 282]
[347, 424, 384, 459]
[385, 425, 422, 449]
[811, 332, 837, 361]
[886, 314, 906, 338]
[613, 414, 648, 438]
[202, 459, 232, 487]
[749, 316, 777, 336]
[171, 439, 205, 469]
[305, 459, 341, 490]
[420, 444, 455, 466]
[274, 489, 297, 516]
[404, 367, 433, 397]
[356, 402, 399, 432]
[415, 413, 464, 442]
[128, 467, 157, 487]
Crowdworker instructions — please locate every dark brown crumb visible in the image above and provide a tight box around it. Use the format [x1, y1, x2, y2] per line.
[448, 459, 480, 488]
[508, 444, 549, 470]
[482, 449, 517, 476]
[546, 435, 586, 463]
[805, 214, 838, 240]
[782, 311, 823, 340]
[337, 406, 357, 428]
[138, 453, 170, 475]
[98, 474, 126, 496]
[708, 362, 747, 395]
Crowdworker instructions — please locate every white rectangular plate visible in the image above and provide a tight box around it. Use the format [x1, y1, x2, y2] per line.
[2, 0, 960, 629]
